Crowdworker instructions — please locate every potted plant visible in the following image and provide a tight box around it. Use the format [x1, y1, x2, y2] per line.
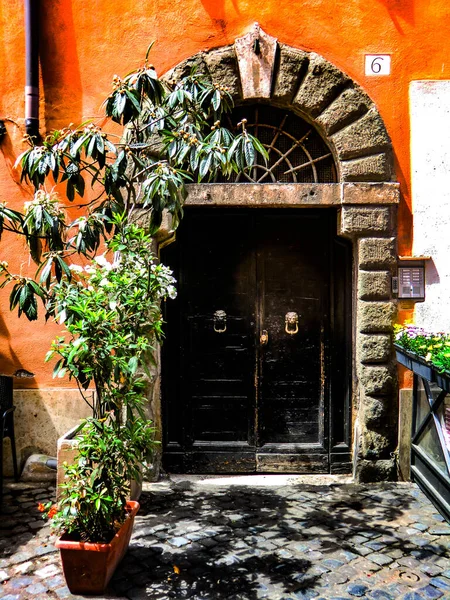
[35, 222, 174, 593]
[0, 47, 267, 593]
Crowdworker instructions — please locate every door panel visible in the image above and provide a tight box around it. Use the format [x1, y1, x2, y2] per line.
[161, 208, 348, 474]
[179, 213, 255, 461]
[256, 214, 329, 470]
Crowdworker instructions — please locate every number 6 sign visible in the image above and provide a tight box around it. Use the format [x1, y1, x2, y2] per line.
[365, 55, 391, 76]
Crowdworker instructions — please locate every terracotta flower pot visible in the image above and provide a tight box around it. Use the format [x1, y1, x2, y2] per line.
[55, 500, 139, 595]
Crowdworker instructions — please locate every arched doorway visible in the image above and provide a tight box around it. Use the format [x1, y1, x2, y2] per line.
[161, 105, 351, 474]
[157, 28, 399, 480]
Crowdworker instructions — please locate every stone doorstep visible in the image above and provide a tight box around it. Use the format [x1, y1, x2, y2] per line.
[145, 474, 364, 490]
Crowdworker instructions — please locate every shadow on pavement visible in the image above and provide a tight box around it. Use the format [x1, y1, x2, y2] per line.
[108, 482, 432, 599]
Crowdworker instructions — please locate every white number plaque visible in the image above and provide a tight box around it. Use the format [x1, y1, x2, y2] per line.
[365, 55, 391, 76]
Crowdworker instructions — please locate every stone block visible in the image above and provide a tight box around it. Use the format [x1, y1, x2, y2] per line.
[21, 454, 56, 482]
[355, 458, 397, 482]
[361, 427, 396, 460]
[235, 25, 277, 99]
[316, 86, 372, 135]
[185, 182, 341, 206]
[342, 183, 400, 205]
[360, 365, 395, 395]
[361, 429, 395, 460]
[204, 45, 241, 99]
[162, 52, 208, 83]
[358, 301, 397, 333]
[358, 271, 391, 300]
[293, 53, 349, 117]
[359, 237, 397, 270]
[331, 107, 392, 160]
[341, 153, 394, 182]
[340, 206, 393, 236]
[361, 395, 390, 427]
[358, 334, 392, 363]
[272, 44, 309, 104]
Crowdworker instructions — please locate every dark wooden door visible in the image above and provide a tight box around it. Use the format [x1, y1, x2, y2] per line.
[162, 209, 351, 473]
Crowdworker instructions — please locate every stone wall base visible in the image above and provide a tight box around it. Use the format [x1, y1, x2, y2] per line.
[2, 389, 90, 477]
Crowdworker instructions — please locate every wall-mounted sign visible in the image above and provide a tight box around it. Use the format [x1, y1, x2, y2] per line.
[365, 55, 391, 76]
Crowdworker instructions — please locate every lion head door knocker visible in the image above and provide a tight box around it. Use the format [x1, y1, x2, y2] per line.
[213, 310, 227, 333]
[285, 311, 299, 335]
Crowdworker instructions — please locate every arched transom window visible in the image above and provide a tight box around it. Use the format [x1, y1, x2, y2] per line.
[219, 104, 337, 184]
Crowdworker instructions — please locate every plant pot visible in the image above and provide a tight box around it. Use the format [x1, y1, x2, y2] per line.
[55, 500, 139, 595]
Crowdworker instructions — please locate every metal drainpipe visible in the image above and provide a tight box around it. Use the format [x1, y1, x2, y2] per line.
[24, 0, 40, 141]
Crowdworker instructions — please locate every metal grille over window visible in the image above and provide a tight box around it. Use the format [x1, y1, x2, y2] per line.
[217, 104, 337, 184]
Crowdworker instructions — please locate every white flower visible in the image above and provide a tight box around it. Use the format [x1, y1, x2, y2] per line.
[69, 264, 83, 273]
[99, 278, 109, 287]
[94, 254, 113, 271]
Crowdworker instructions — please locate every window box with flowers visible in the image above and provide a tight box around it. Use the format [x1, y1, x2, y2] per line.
[394, 324, 450, 387]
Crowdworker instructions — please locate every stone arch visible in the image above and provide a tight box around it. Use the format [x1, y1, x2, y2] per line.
[158, 26, 400, 482]
[163, 24, 394, 184]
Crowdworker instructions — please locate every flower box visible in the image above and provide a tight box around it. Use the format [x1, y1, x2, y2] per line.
[436, 372, 450, 394]
[394, 346, 413, 370]
[394, 344, 435, 382]
[395, 344, 450, 389]
[55, 500, 139, 595]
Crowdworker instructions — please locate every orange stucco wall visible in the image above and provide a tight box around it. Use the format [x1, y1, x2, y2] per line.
[0, 0, 448, 387]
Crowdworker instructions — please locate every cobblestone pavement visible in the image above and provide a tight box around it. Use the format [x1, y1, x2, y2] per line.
[1, 478, 450, 599]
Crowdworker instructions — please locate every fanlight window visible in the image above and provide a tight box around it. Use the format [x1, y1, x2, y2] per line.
[218, 104, 337, 184]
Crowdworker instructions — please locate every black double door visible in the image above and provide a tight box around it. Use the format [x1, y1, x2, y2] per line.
[162, 208, 351, 473]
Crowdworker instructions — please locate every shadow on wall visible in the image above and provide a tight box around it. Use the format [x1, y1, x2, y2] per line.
[200, 0, 241, 28]
[426, 258, 440, 285]
[374, 0, 415, 32]
[0, 311, 32, 380]
[40, 0, 83, 131]
[0, 128, 34, 196]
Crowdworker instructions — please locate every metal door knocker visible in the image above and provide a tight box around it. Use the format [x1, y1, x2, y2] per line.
[285, 312, 299, 335]
[213, 310, 227, 333]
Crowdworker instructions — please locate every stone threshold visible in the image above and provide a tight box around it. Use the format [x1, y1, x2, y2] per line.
[145, 473, 354, 488]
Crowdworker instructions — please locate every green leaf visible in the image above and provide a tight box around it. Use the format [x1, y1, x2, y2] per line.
[244, 139, 255, 167]
[124, 89, 141, 113]
[212, 89, 221, 111]
[39, 257, 53, 288]
[198, 153, 212, 180]
[87, 135, 97, 158]
[128, 356, 138, 374]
